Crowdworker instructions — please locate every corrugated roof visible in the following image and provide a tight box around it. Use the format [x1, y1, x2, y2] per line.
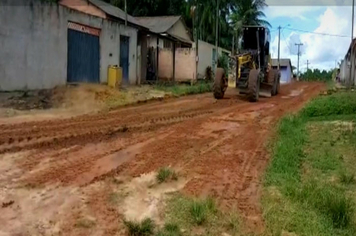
[271, 58, 292, 67]
[135, 16, 181, 33]
[88, 0, 146, 28]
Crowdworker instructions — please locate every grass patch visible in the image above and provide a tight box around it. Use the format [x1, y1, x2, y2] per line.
[301, 91, 356, 117]
[124, 218, 155, 236]
[339, 172, 355, 185]
[163, 194, 240, 235]
[155, 223, 182, 236]
[263, 91, 356, 235]
[190, 200, 209, 225]
[154, 82, 212, 96]
[156, 167, 178, 183]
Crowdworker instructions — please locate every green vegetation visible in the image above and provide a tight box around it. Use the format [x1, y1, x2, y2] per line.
[263, 91, 356, 235]
[124, 218, 155, 236]
[103, 0, 270, 51]
[302, 92, 356, 117]
[218, 54, 229, 75]
[163, 194, 240, 235]
[339, 172, 355, 185]
[154, 82, 212, 97]
[300, 68, 336, 82]
[156, 223, 182, 236]
[156, 167, 178, 183]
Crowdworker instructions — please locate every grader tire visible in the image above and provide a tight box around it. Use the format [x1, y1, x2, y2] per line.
[248, 69, 260, 102]
[270, 69, 279, 96]
[276, 71, 281, 94]
[213, 68, 226, 99]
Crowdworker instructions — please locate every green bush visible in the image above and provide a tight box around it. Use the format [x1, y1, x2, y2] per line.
[217, 54, 229, 74]
[156, 167, 178, 183]
[190, 200, 208, 225]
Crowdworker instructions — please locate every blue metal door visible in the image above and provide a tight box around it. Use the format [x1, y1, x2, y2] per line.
[120, 36, 130, 83]
[67, 29, 100, 83]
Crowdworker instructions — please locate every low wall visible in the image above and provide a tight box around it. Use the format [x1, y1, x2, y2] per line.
[175, 48, 196, 81]
[158, 49, 174, 80]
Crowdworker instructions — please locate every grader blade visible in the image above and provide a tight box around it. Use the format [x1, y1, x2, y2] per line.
[259, 83, 273, 98]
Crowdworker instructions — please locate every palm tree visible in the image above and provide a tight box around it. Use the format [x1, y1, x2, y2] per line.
[230, 0, 271, 52]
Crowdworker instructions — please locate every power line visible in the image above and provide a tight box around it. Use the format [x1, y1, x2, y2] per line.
[284, 27, 350, 38]
[281, 29, 292, 52]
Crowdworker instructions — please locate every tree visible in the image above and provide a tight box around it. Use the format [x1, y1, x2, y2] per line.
[103, 0, 270, 51]
[104, 0, 187, 16]
[230, 0, 270, 52]
[300, 68, 335, 81]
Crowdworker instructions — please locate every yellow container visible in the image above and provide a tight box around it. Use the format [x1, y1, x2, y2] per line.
[107, 65, 122, 88]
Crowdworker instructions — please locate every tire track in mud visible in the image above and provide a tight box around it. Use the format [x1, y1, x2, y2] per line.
[0, 82, 326, 236]
[0, 110, 213, 154]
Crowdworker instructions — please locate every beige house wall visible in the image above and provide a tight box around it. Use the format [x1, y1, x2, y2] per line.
[175, 48, 196, 81]
[158, 49, 174, 80]
[167, 20, 191, 42]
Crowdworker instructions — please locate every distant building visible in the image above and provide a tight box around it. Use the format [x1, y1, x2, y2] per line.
[340, 38, 356, 87]
[271, 58, 293, 84]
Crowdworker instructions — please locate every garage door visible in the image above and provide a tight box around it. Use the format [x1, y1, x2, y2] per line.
[67, 22, 100, 83]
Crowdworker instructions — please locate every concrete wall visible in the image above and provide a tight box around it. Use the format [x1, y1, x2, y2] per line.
[280, 66, 292, 84]
[156, 48, 196, 81]
[175, 48, 196, 81]
[0, 0, 138, 91]
[167, 20, 191, 42]
[340, 59, 349, 84]
[158, 49, 174, 80]
[194, 40, 231, 79]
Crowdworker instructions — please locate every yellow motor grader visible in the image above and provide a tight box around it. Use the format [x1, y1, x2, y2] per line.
[213, 26, 280, 102]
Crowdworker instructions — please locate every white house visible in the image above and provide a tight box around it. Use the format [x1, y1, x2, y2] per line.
[271, 59, 293, 84]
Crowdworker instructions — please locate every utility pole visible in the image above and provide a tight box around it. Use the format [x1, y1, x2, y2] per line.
[349, 0, 355, 88]
[295, 43, 303, 79]
[277, 24, 290, 70]
[195, 3, 199, 81]
[278, 26, 281, 70]
[215, 0, 219, 70]
[124, 0, 127, 27]
[352, 0, 355, 42]
[306, 60, 310, 71]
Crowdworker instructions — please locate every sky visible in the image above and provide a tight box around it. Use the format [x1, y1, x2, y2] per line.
[265, 0, 355, 72]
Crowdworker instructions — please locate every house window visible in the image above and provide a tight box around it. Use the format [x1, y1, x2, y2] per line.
[163, 39, 172, 48]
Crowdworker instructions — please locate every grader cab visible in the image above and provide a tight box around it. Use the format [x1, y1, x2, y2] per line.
[213, 26, 280, 102]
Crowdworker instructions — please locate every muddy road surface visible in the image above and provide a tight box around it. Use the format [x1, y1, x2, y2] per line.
[0, 82, 325, 235]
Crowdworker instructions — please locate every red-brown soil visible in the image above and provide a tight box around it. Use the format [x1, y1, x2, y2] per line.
[0, 82, 325, 235]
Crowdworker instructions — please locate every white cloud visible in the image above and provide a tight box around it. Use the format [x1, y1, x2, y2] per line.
[270, 6, 354, 71]
[266, 0, 352, 6]
[265, 6, 322, 20]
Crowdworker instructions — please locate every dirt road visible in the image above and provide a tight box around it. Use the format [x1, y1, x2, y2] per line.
[0, 82, 325, 235]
